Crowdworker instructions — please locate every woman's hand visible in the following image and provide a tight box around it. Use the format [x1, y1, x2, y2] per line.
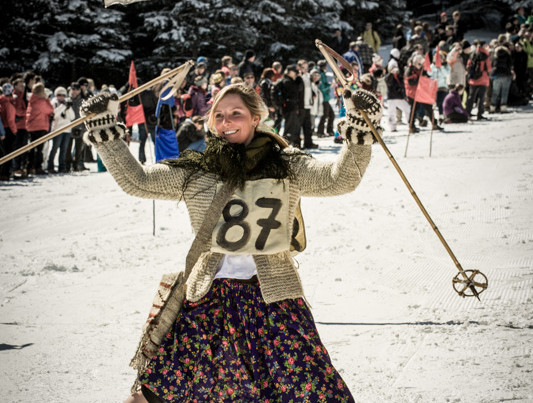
[337, 88, 383, 145]
[80, 92, 126, 144]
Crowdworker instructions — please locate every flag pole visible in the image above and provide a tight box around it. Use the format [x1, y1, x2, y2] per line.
[0, 61, 194, 167]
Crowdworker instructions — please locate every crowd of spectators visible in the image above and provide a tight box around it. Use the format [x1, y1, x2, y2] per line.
[1, 7, 532, 182]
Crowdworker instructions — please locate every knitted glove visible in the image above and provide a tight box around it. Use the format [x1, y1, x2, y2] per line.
[80, 92, 126, 144]
[337, 88, 383, 145]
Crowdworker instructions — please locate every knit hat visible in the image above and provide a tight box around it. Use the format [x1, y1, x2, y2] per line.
[310, 68, 321, 76]
[54, 86, 67, 96]
[196, 56, 207, 64]
[2, 83, 14, 96]
[245, 50, 255, 60]
[462, 40, 471, 50]
[440, 11, 447, 17]
[390, 48, 400, 59]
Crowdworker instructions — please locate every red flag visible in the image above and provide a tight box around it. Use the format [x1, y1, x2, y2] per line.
[125, 60, 145, 126]
[423, 52, 432, 73]
[434, 45, 442, 68]
[414, 75, 438, 105]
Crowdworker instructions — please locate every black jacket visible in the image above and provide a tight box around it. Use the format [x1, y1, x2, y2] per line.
[177, 120, 204, 152]
[385, 73, 406, 100]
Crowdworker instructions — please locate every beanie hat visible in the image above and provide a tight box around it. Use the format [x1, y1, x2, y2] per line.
[462, 40, 471, 50]
[54, 86, 67, 96]
[390, 48, 400, 59]
[196, 56, 207, 64]
[2, 83, 14, 96]
[310, 68, 320, 76]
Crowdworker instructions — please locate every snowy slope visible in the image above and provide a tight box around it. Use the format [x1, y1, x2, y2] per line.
[1, 104, 532, 402]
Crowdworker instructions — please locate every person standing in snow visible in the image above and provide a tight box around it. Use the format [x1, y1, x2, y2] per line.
[79, 82, 382, 403]
[25, 82, 53, 175]
[47, 86, 75, 173]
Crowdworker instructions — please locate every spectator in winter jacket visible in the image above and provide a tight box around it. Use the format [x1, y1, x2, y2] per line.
[279, 65, 302, 148]
[465, 41, 492, 120]
[309, 69, 323, 135]
[296, 60, 318, 149]
[447, 42, 467, 87]
[490, 42, 514, 112]
[220, 55, 233, 78]
[356, 37, 374, 73]
[385, 66, 411, 132]
[238, 50, 261, 82]
[65, 82, 87, 172]
[316, 60, 334, 137]
[361, 22, 381, 52]
[11, 78, 30, 178]
[342, 42, 363, 73]
[271, 61, 283, 83]
[189, 76, 209, 117]
[430, 51, 451, 117]
[443, 84, 469, 123]
[392, 24, 406, 52]
[25, 82, 53, 175]
[452, 10, 468, 41]
[404, 55, 441, 132]
[0, 83, 17, 181]
[387, 48, 402, 77]
[177, 115, 206, 152]
[330, 29, 350, 56]
[47, 86, 75, 173]
[259, 68, 276, 121]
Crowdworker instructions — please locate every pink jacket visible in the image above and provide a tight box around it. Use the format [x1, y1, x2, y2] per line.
[25, 93, 54, 132]
[467, 47, 492, 87]
[0, 95, 17, 134]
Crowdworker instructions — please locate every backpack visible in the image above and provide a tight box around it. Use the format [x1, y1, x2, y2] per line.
[270, 79, 285, 109]
[468, 52, 486, 80]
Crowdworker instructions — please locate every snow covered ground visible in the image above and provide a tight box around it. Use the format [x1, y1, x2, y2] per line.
[1, 102, 533, 402]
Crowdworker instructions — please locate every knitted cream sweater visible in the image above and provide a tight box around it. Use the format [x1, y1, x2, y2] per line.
[95, 138, 371, 304]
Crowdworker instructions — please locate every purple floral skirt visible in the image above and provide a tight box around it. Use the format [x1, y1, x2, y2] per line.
[139, 278, 354, 402]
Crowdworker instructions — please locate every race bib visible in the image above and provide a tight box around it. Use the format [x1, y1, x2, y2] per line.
[211, 179, 291, 255]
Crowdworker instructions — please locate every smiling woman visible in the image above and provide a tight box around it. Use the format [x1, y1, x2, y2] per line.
[78, 83, 382, 403]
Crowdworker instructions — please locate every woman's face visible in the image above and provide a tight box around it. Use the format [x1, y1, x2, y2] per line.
[213, 93, 260, 146]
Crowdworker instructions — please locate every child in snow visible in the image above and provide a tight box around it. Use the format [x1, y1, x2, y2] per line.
[80, 83, 382, 403]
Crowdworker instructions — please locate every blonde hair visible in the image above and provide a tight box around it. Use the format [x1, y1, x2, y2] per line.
[206, 83, 288, 148]
[32, 82, 46, 97]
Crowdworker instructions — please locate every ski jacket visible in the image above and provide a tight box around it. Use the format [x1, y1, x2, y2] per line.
[0, 95, 17, 134]
[443, 90, 468, 117]
[93, 131, 372, 305]
[51, 98, 76, 133]
[447, 47, 466, 86]
[13, 89, 27, 131]
[491, 46, 513, 77]
[361, 29, 381, 52]
[467, 47, 492, 86]
[25, 93, 53, 132]
[385, 73, 406, 100]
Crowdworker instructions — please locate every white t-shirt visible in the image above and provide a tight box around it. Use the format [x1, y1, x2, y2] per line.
[214, 254, 257, 280]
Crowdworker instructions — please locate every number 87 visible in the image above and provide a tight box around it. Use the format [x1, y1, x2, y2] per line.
[216, 197, 282, 252]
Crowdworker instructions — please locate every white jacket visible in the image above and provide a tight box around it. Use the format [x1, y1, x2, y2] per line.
[51, 98, 75, 132]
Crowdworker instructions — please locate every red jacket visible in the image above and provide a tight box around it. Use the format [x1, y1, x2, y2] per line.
[0, 95, 17, 134]
[13, 89, 27, 130]
[26, 93, 54, 132]
[467, 47, 492, 87]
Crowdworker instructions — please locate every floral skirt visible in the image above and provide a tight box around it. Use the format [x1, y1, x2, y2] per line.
[139, 278, 354, 402]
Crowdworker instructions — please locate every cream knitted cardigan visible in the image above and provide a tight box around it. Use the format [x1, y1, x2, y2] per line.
[94, 137, 371, 304]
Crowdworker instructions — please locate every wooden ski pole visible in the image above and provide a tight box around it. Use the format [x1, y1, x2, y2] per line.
[315, 39, 487, 300]
[0, 60, 194, 167]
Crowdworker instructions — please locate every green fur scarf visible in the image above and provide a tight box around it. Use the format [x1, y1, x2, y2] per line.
[161, 132, 295, 189]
